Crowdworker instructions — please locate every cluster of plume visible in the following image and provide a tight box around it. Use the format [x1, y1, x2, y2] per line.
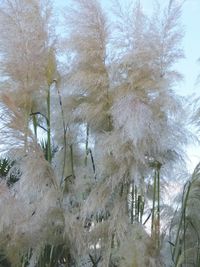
[0, 0, 196, 266]
[0, 148, 64, 266]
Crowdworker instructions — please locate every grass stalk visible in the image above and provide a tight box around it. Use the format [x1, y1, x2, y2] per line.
[151, 162, 161, 250]
[32, 113, 38, 139]
[84, 124, 89, 166]
[151, 168, 157, 238]
[131, 183, 134, 224]
[88, 148, 96, 179]
[135, 186, 138, 222]
[139, 176, 145, 223]
[24, 111, 30, 152]
[173, 182, 191, 266]
[49, 245, 54, 266]
[138, 195, 144, 223]
[46, 87, 52, 163]
[70, 144, 75, 179]
[56, 84, 67, 185]
[157, 166, 160, 249]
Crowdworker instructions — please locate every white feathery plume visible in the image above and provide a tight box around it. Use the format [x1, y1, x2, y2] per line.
[0, 144, 64, 265]
[112, 93, 160, 147]
[0, 181, 30, 265]
[0, 0, 56, 153]
[0, 0, 53, 89]
[0, 93, 34, 151]
[62, 0, 111, 132]
[63, 211, 88, 262]
[113, 224, 163, 267]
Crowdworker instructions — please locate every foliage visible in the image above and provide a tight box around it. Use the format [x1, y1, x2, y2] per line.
[0, 0, 198, 267]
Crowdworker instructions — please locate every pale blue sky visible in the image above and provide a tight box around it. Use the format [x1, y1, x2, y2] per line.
[176, 0, 200, 96]
[55, 0, 200, 96]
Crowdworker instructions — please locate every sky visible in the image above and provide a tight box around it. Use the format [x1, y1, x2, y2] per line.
[176, 0, 200, 96]
[54, 0, 200, 171]
[54, 0, 200, 95]
[174, 0, 200, 170]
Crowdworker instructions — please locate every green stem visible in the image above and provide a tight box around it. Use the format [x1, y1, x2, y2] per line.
[111, 233, 115, 248]
[88, 148, 96, 179]
[151, 168, 157, 237]
[135, 186, 138, 222]
[138, 195, 144, 223]
[56, 85, 67, 185]
[139, 176, 145, 223]
[32, 114, 37, 139]
[157, 167, 160, 249]
[173, 182, 191, 266]
[49, 245, 54, 266]
[131, 183, 134, 224]
[70, 144, 75, 179]
[22, 256, 26, 267]
[84, 124, 89, 166]
[46, 87, 52, 163]
[24, 111, 30, 152]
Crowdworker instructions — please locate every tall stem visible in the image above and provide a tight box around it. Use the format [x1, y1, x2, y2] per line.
[151, 169, 157, 237]
[32, 113, 37, 139]
[46, 86, 52, 163]
[151, 161, 161, 250]
[139, 176, 145, 223]
[70, 144, 75, 179]
[135, 186, 138, 222]
[56, 84, 67, 185]
[173, 182, 191, 264]
[84, 124, 89, 166]
[131, 183, 134, 224]
[24, 112, 29, 152]
[157, 167, 160, 249]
